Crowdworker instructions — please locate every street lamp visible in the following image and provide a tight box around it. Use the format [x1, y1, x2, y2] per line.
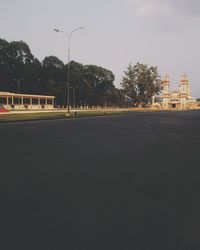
[54, 26, 84, 113]
[13, 78, 24, 107]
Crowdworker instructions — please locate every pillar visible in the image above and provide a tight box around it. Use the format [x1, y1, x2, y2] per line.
[152, 96, 155, 105]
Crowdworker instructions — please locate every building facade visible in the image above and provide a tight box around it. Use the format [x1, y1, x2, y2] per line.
[0, 92, 55, 110]
[160, 73, 197, 109]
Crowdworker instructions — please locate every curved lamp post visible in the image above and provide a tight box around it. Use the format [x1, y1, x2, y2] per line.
[13, 78, 24, 95]
[54, 26, 84, 113]
[13, 78, 24, 107]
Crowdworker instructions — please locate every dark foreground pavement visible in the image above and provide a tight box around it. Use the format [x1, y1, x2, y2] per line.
[0, 111, 200, 250]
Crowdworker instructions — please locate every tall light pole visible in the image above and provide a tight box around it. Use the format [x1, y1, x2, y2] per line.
[54, 26, 84, 113]
[13, 78, 23, 107]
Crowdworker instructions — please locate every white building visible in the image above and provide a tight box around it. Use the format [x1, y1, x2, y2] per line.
[160, 73, 197, 109]
[0, 92, 55, 110]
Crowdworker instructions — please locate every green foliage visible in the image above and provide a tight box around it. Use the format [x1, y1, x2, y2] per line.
[0, 39, 41, 93]
[41, 56, 65, 104]
[0, 38, 162, 108]
[121, 63, 162, 106]
[9, 41, 34, 64]
[0, 37, 121, 106]
[0, 38, 10, 90]
[82, 65, 115, 106]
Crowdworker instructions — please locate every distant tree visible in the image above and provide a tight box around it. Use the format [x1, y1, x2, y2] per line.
[0, 37, 133, 107]
[82, 65, 115, 106]
[0, 38, 10, 69]
[42, 56, 66, 105]
[0, 38, 10, 91]
[8, 41, 34, 64]
[66, 61, 83, 86]
[42, 56, 65, 80]
[65, 61, 83, 106]
[0, 39, 41, 93]
[113, 88, 128, 107]
[121, 63, 162, 106]
[8, 41, 35, 82]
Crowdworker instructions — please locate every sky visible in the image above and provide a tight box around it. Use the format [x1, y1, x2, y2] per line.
[1, 0, 200, 97]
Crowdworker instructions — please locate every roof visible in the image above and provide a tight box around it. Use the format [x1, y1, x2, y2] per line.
[0, 92, 55, 99]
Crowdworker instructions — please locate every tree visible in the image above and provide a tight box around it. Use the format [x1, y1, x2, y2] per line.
[0, 38, 122, 107]
[8, 41, 34, 64]
[8, 41, 35, 82]
[121, 63, 162, 106]
[23, 58, 42, 94]
[0, 39, 41, 93]
[0, 38, 10, 69]
[0, 38, 10, 91]
[65, 61, 83, 106]
[82, 65, 115, 106]
[42, 56, 66, 105]
[42, 56, 65, 80]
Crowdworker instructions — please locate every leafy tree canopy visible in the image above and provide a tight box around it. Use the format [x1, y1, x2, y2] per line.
[0, 37, 163, 107]
[121, 63, 162, 106]
[81, 65, 115, 105]
[0, 38, 10, 66]
[42, 56, 64, 70]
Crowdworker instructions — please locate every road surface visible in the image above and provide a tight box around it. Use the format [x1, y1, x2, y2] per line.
[0, 111, 200, 250]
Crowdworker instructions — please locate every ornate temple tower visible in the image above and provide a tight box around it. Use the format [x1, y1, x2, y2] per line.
[179, 73, 190, 108]
[162, 74, 170, 109]
[160, 73, 196, 110]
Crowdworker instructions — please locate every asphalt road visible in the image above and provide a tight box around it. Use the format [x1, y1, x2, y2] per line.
[0, 111, 200, 250]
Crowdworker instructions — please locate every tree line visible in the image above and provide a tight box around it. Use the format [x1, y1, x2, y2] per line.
[0, 38, 162, 107]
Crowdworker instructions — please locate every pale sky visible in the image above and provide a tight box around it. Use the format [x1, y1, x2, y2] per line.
[1, 0, 200, 97]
